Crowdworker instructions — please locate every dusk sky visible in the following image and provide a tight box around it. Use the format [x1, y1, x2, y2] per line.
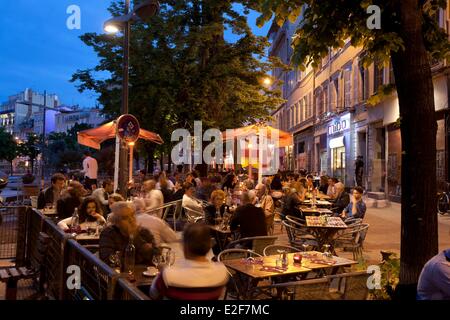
[0, 0, 271, 108]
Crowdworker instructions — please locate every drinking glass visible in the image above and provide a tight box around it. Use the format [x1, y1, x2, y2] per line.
[322, 244, 333, 261]
[109, 251, 122, 273]
[152, 254, 161, 271]
[165, 250, 175, 267]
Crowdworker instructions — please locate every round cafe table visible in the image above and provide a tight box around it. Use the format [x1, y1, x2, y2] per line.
[304, 216, 348, 255]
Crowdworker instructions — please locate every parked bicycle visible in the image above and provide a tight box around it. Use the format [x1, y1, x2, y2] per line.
[437, 182, 450, 215]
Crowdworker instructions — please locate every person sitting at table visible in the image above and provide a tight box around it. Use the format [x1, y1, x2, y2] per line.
[318, 176, 329, 195]
[185, 172, 197, 188]
[56, 180, 86, 219]
[196, 177, 217, 202]
[92, 179, 114, 215]
[150, 223, 229, 300]
[230, 191, 267, 240]
[182, 182, 203, 213]
[327, 178, 337, 198]
[143, 179, 164, 217]
[204, 190, 228, 225]
[331, 182, 350, 215]
[134, 198, 177, 246]
[221, 172, 237, 191]
[100, 201, 158, 266]
[417, 248, 450, 300]
[306, 174, 315, 192]
[270, 174, 283, 191]
[37, 173, 66, 209]
[340, 186, 367, 220]
[157, 173, 174, 203]
[57, 196, 106, 231]
[255, 183, 275, 234]
[281, 188, 304, 220]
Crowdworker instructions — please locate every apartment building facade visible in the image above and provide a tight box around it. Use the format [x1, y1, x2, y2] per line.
[268, 8, 450, 200]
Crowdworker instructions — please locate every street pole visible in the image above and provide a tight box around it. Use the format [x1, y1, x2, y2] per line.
[41, 90, 46, 188]
[118, 0, 131, 196]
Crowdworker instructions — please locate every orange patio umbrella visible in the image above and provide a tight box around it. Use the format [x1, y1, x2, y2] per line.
[77, 121, 163, 150]
[222, 123, 293, 183]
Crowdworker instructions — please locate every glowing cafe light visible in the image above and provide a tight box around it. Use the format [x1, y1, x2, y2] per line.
[263, 77, 272, 86]
[104, 23, 120, 34]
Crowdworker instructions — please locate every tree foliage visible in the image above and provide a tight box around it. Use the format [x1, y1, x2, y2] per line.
[71, 0, 286, 168]
[0, 127, 18, 174]
[250, 0, 450, 68]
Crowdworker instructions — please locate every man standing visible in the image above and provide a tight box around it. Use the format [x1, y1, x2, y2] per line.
[82, 151, 98, 191]
[37, 173, 66, 209]
[355, 156, 364, 187]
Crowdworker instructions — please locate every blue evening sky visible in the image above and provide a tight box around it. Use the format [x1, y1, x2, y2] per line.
[0, 1, 271, 108]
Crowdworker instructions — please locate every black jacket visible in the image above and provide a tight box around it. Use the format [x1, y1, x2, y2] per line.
[56, 195, 81, 219]
[99, 225, 158, 266]
[37, 186, 57, 209]
[230, 204, 267, 238]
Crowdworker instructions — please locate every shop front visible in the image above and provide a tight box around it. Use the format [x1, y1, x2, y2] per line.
[327, 113, 351, 185]
[294, 127, 314, 173]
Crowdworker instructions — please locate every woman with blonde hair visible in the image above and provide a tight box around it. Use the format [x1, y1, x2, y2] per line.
[204, 189, 228, 225]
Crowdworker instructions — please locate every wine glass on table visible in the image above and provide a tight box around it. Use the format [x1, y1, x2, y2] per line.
[152, 254, 162, 272]
[165, 250, 175, 267]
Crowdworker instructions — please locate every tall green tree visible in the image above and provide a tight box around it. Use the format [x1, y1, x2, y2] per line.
[252, 0, 450, 298]
[71, 0, 285, 174]
[0, 128, 18, 175]
[17, 134, 41, 174]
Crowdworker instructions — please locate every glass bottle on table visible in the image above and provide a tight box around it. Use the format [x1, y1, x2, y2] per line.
[124, 234, 136, 277]
[70, 208, 80, 233]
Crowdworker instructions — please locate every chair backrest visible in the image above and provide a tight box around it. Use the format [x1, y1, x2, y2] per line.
[263, 244, 300, 256]
[217, 248, 262, 262]
[357, 224, 369, 244]
[327, 271, 371, 300]
[227, 236, 278, 255]
[344, 218, 362, 226]
[281, 220, 297, 243]
[183, 207, 204, 223]
[267, 277, 331, 300]
[285, 215, 306, 227]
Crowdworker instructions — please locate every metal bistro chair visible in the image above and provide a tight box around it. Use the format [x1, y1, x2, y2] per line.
[183, 207, 205, 224]
[226, 236, 278, 256]
[217, 249, 263, 300]
[333, 223, 369, 260]
[263, 244, 300, 257]
[281, 220, 318, 250]
[327, 271, 373, 300]
[250, 277, 332, 300]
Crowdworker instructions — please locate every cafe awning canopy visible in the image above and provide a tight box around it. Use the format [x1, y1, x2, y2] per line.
[77, 121, 163, 149]
[222, 123, 293, 147]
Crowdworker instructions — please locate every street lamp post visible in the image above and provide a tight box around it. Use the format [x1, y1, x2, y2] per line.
[104, 0, 160, 195]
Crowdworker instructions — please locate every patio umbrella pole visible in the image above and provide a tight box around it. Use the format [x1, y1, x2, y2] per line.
[114, 133, 120, 192]
[258, 134, 263, 185]
[129, 143, 134, 184]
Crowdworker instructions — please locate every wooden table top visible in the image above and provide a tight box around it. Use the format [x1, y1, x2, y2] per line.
[222, 251, 356, 280]
[305, 216, 348, 229]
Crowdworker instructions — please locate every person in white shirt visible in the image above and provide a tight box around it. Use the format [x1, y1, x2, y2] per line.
[143, 179, 164, 217]
[82, 151, 98, 191]
[182, 182, 203, 213]
[92, 179, 114, 215]
[133, 198, 177, 246]
[155, 171, 175, 190]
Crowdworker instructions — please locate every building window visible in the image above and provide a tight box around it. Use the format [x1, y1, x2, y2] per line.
[374, 60, 384, 93]
[344, 69, 352, 108]
[298, 142, 305, 154]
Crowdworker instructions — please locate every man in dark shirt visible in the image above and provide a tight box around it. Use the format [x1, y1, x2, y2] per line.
[99, 201, 158, 266]
[37, 173, 66, 209]
[230, 191, 267, 238]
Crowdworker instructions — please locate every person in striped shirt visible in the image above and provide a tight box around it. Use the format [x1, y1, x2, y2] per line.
[149, 223, 229, 300]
